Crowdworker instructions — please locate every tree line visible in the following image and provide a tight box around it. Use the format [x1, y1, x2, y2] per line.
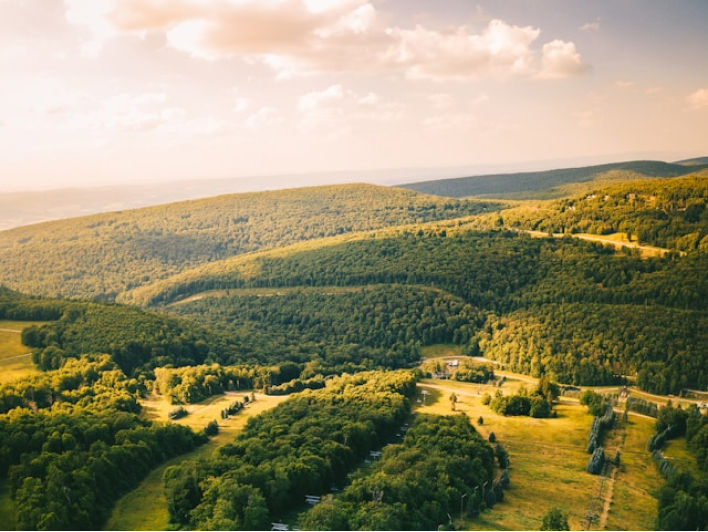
[299, 414, 498, 530]
[163, 370, 417, 529]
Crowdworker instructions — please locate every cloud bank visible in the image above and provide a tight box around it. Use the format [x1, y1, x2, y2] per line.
[64, 0, 587, 81]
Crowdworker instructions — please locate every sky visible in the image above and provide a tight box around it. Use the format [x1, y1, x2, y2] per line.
[1, 0, 707, 191]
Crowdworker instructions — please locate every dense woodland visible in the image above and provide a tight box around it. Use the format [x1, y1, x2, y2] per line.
[476, 303, 707, 394]
[0, 355, 206, 529]
[135, 228, 706, 393]
[299, 414, 498, 530]
[0, 184, 499, 300]
[163, 371, 416, 529]
[0, 289, 232, 374]
[173, 285, 480, 371]
[495, 176, 708, 251]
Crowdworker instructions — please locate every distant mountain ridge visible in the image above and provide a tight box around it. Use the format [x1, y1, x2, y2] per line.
[402, 159, 708, 199]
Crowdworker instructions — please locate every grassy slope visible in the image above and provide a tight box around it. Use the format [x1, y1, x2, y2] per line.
[104, 392, 287, 531]
[605, 414, 664, 530]
[0, 320, 45, 384]
[415, 373, 664, 531]
[0, 184, 500, 300]
[402, 160, 706, 199]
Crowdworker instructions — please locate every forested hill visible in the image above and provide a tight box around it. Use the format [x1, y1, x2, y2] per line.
[484, 175, 708, 252]
[0, 183, 501, 300]
[402, 159, 707, 199]
[129, 226, 707, 394]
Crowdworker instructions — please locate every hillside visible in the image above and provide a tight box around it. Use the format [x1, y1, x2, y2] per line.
[402, 160, 707, 200]
[0, 184, 501, 300]
[488, 176, 708, 251]
[123, 223, 707, 394]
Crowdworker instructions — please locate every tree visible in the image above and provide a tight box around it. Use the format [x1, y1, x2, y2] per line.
[449, 392, 458, 411]
[541, 508, 569, 530]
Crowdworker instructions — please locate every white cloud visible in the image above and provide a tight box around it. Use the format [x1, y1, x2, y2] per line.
[63, 2, 587, 82]
[64, 0, 118, 56]
[538, 40, 587, 79]
[298, 84, 344, 111]
[245, 106, 282, 128]
[357, 92, 380, 105]
[616, 80, 635, 88]
[580, 20, 600, 32]
[687, 88, 708, 109]
[646, 86, 663, 95]
[385, 19, 540, 81]
[233, 97, 250, 113]
[297, 84, 400, 133]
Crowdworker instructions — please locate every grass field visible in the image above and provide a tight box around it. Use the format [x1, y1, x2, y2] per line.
[414, 379, 663, 530]
[0, 320, 45, 384]
[104, 392, 287, 531]
[663, 437, 697, 474]
[420, 344, 466, 359]
[604, 413, 664, 530]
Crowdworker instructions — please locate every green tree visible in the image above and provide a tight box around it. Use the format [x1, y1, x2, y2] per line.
[541, 507, 569, 530]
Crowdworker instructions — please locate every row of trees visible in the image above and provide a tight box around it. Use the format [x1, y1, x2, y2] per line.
[299, 414, 498, 530]
[647, 403, 708, 530]
[163, 371, 417, 529]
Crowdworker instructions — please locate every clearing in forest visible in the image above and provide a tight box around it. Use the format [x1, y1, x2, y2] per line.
[414, 379, 664, 530]
[0, 320, 45, 383]
[105, 392, 288, 531]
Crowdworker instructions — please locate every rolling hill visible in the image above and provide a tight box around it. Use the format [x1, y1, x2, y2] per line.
[121, 220, 707, 394]
[402, 159, 708, 200]
[476, 175, 708, 251]
[0, 184, 501, 300]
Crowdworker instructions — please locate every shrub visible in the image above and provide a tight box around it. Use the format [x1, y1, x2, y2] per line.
[541, 508, 569, 530]
[204, 420, 219, 436]
[169, 406, 188, 420]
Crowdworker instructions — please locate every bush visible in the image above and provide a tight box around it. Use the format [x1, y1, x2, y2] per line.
[580, 390, 605, 416]
[204, 420, 219, 436]
[541, 508, 569, 530]
[169, 406, 188, 420]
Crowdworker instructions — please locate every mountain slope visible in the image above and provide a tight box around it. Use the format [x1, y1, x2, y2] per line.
[125, 224, 707, 393]
[466, 175, 708, 251]
[402, 160, 707, 199]
[0, 184, 501, 300]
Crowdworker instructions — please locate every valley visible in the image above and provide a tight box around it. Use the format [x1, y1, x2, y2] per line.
[0, 163, 705, 531]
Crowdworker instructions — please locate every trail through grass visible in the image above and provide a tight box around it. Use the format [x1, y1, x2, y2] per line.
[414, 379, 664, 530]
[104, 392, 287, 531]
